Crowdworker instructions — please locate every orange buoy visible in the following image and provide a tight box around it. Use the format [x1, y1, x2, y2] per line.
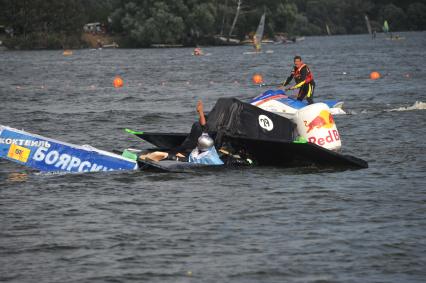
[252, 74, 263, 84]
[370, 71, 381, 80]
[113, 76, 123, 88]
[63, 50, 73, 56]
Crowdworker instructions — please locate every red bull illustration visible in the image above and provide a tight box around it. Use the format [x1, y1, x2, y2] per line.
[304, 110, 335, 133]
[297, 108, 341, 149]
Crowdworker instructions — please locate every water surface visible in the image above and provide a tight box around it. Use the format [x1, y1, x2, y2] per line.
[0, 32, 425, 283]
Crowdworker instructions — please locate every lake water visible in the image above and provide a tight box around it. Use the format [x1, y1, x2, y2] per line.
[0, 32, 425, 283]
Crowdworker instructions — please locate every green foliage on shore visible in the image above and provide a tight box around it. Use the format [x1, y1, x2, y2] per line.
[0, 0, 425, 49]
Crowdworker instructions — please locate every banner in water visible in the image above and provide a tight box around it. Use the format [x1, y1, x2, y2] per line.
[0, 125, 138, 173]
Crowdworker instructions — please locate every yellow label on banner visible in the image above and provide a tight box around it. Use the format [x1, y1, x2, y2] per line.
[7, 144, 31, 163]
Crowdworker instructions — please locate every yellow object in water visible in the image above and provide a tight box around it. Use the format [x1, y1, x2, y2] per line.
[63, 50, 73, 56]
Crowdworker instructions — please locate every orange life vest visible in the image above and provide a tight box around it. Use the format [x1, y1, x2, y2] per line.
[293, 64, 314, 84]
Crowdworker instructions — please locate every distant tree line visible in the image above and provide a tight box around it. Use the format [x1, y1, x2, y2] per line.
[0, 0, 425, 49]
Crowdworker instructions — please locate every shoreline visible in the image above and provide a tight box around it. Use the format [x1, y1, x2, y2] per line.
[0, 30, 420, 51]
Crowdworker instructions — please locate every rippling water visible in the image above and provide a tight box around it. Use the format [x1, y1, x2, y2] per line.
[1, 32, 425, 283]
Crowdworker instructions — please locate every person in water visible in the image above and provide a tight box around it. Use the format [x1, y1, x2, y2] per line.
[193, 47, 203, 56]
[187, 100, 223, 165]
[140, 100, 223, 165]
[283, 55, 315, 105]
[188, 132, 223, 165]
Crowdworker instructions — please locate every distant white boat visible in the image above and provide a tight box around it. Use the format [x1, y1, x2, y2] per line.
[214, 35, 240, 45]
[102, 42, 119, 48]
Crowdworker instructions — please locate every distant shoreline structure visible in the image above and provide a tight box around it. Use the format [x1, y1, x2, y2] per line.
[0, 31, 418, 51]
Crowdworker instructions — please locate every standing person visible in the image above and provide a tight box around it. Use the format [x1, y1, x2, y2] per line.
[283, 55, 316, 105]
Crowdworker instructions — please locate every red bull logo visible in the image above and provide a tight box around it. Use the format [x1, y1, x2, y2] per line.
[302, 110, 340, 148]
[304, 110, 335, 133]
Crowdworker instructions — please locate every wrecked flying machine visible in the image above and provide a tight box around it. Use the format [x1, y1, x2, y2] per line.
[0, 98, 367, 174]
[127, 98, 367, 172]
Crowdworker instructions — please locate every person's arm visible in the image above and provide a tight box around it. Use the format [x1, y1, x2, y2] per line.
[196, 100, 206, 127]
[283, 71, 294, 86]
